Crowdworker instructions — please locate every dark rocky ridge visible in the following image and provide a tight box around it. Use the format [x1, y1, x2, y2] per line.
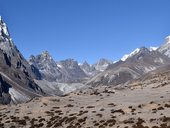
[0, 17, 45, 104]
[29, 53, 88, 83]
[92, 58, 112, 71]
[29, 51, 62, 82]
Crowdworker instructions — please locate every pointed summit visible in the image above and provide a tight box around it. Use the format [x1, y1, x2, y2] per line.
[93, 58, 112, 71]
[0, 16, 14, 55]
[29, 51, 62, 82]
[0, 16, 10, 37]
[121, 48, 140, 61]
[82, 61, 90, 66]
[41, 51, 52, 59]
[0, 16, 4, 24]
[165, 35, 170, 44]
[80, 61, 97, 76]
[137, 47, 152, 55]
[158, 35, 170, 57]
[31, 51, 55, 65]
[42, 50, 50, 55]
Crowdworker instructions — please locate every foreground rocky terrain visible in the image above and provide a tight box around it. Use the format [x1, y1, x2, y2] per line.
[1, 72, 170, 128]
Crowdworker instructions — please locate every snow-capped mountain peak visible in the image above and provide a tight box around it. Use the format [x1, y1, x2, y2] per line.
[0, 16, 10, 37]
[149, 47, 158, 51]
[121, 48, 140, 61]
[121, 46, 159, 62]
[165, 36, 170, 44]
[158, 35, 170, 57]
[0, 16, 15, 55]
[0, 16, 45, 104]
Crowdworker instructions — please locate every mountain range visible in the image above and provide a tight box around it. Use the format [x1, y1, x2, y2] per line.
[87, 46, 170, 86]
[1, 16, 170, 104]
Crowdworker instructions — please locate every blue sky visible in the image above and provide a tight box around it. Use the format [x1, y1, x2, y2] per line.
[1, 0, 170, 64]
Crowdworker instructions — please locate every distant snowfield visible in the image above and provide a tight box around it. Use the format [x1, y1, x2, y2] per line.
[121, 48, 140, 61]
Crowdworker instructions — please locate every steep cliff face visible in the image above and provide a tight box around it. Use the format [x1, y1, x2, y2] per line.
[58, 59, 87, 82]
[0, 17, 45, 104]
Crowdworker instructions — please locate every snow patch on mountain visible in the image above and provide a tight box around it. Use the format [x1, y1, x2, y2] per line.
[57, 64, 63, 68]
[154, 58, 164, 64]
[121, 48, 140, 61]
[149, 47, 158, 51]
[165, 36, 170, 43]
[143, 66, 156, 73]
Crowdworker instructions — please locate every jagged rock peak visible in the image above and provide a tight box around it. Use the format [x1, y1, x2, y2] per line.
[61, 58, 77, 63]
[0, 16, 3, 23]
[82, 61, 90, 66]
[138, 47, 152, 54]
[29, 55, 35, 60]
[81, 61, 93, 71]
[29, 51, 52, 60]
[139, 46, 148, 50]
[97, 58, 112, 64]
[41, 51, 52, 59]
[0, 16, 15, 55]
[29, 51, 55, 64]
[60, 59, 79, 68]
[93, 58, 112, 71]
[29, 51, 56, 67]
[0, 16, 10, 37]
[80, 60, 97, 76]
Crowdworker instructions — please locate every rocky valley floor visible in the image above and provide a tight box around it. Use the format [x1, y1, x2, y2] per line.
[0, 82, 170, 128]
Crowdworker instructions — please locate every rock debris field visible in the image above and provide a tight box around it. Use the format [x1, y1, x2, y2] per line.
[0, 82, 170, 128]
